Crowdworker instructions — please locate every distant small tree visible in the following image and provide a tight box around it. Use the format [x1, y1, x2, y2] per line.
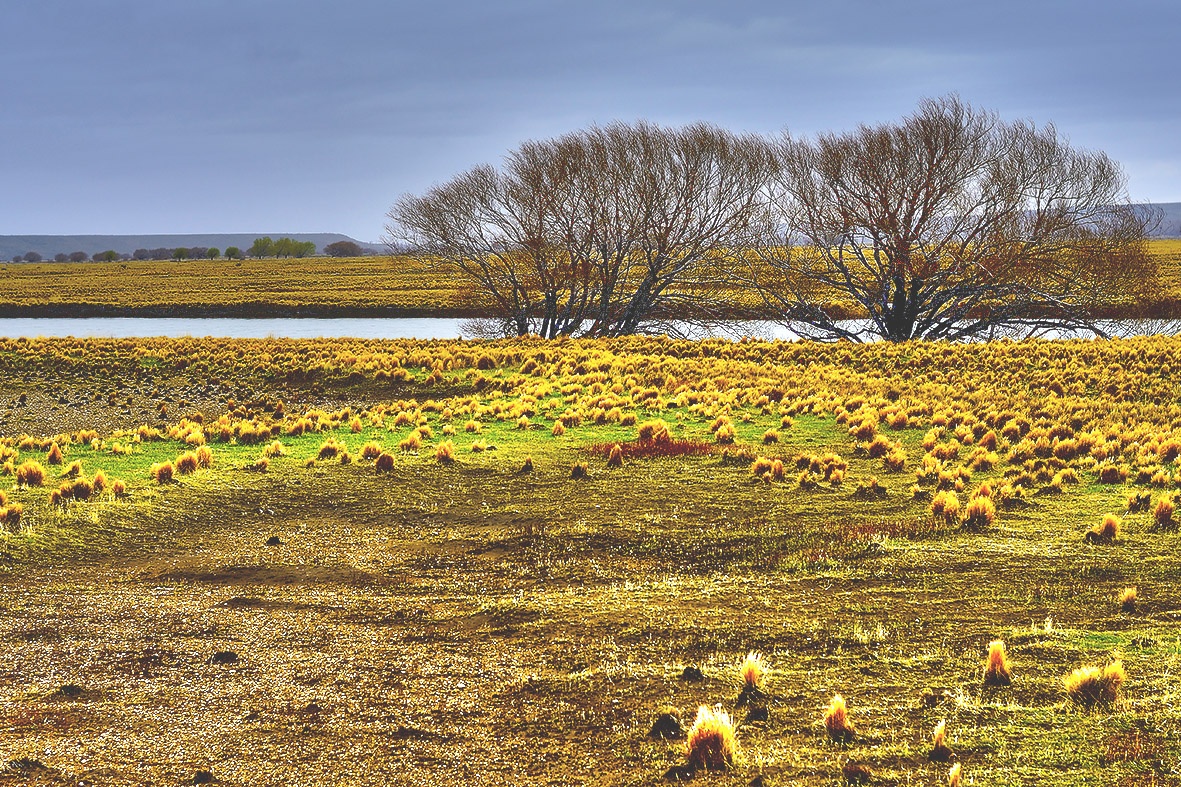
[11, 255, 23, 263]
[54, 253, 68, 262]
[324, 240, 362, 257]
[206, 247, 220, 260]
[133, 248, 150, 261]
[93, 250, 119, 262]
[69, 251, 88, 262]
[273, 237, 294, 257]
[296, 240, 316, 257]
[249, 237, 274, 258]
[173, 248, 189, 260]
[23, 251, 42, 263]
[224, 246, 242, 260]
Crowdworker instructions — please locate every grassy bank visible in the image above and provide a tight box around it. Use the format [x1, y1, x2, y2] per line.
[0, 336, 1178, 785]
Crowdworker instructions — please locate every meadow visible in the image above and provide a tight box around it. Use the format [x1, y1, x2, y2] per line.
[2, 238, 1181, 319]
[0, 335, 1179, 785]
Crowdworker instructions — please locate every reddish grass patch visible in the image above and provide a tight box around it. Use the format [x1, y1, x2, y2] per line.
[587, 437, 717, 460]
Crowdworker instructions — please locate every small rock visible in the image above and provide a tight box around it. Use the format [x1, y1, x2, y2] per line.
[747, 776, 767, 787]
[744, 705, 769, 723]
[663, 764, 695, 782]
[193, 770, 215, 784]
[680, 666, 704, 682]
[57, 684, 84, 699]
[841, 761, 873, 783]
[737, 684, 767, 707]
[929, 741, 955, 762]
[648, 712, 685, 740]
[209, 651, 239, 665]
[265, 536, 282, 546]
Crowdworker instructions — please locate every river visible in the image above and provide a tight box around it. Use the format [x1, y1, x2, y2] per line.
[0, 317, 1175, 341]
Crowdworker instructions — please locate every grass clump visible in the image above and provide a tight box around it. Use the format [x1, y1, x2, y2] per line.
[1119, 586, 1137, 613]
[175, 451, 200, 475]
[1064, 661, 1125, 707]
[961, 494, 996, 530]
[46, 442, 64, 465]
[15, 460, 46, 488]
[683, 705, 737, 771]
[736, 651, 767, 705]
[1152, 496, 1175, 529]
[150, 461, 175, 484]
[317, 438, 346, 460]
[434, 440, 456, 464]
[929, 719, 954, 762]
[983, 639, 1012, 686]
[823, 694, 855, 743]
[930, 490, 959, 524]
[636, 419, 670, 442]
[1085, 514, 1121, 544]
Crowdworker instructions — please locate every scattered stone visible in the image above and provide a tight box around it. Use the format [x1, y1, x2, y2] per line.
[747, 776, 767, 787]
[663, 764, 696, 781]
[929, 740, 955, 762]
[680, 666, 704, 682]
[648, 712, 685, 740]
[5, 758, 56, 776]
[744, 705, 769, 723]
[209, 651, 239, 665]
[841, 761, 873, 783]
[265, 536, 282, 546]
[921, 688, 955, 708]
[193, 770, 215, 784]
[57, 683, 84, 699]
[392, 718, 444, 737]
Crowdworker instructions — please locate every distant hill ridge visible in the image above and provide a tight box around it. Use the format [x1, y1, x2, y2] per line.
[0, 233, 379, 260]
[3, 204, 1179, 261]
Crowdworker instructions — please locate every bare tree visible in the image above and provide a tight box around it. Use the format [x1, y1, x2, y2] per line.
[750, 96, 1158, 341]
[388, 121, 775, 337]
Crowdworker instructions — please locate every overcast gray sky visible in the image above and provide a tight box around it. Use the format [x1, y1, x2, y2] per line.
[2, 0, 1178, 241]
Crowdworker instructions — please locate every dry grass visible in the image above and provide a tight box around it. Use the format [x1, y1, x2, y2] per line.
[683, 705, 738, 771]
[824, 694, 856, 743]
[1065, 661, 1127, 707]
[0, 335, 1178, 785]
[983, 639, 1013, 686]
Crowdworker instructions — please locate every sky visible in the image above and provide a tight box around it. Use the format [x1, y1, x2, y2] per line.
[2, 0, 1179, 242]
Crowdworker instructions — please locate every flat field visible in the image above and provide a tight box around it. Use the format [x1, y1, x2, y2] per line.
[0, 336, 1179, 786]
[2, 239, 1180, 318]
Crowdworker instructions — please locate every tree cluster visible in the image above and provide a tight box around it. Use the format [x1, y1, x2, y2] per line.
[388, 97, 1157, 342]
[248, 237, 316, 258]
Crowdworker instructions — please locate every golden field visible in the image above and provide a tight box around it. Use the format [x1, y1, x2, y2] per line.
[0, 335, 1178, 785]
[1, 238, 1179, 319]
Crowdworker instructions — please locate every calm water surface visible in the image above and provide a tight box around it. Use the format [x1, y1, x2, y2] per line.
[0, 317, 1173, 341]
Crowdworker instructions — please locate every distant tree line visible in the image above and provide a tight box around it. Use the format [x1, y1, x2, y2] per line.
[8, 237, 332, 263]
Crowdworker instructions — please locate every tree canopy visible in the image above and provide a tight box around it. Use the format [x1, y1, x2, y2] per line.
[750, 96, 1157, 341]
[389, 121, 774, 338]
